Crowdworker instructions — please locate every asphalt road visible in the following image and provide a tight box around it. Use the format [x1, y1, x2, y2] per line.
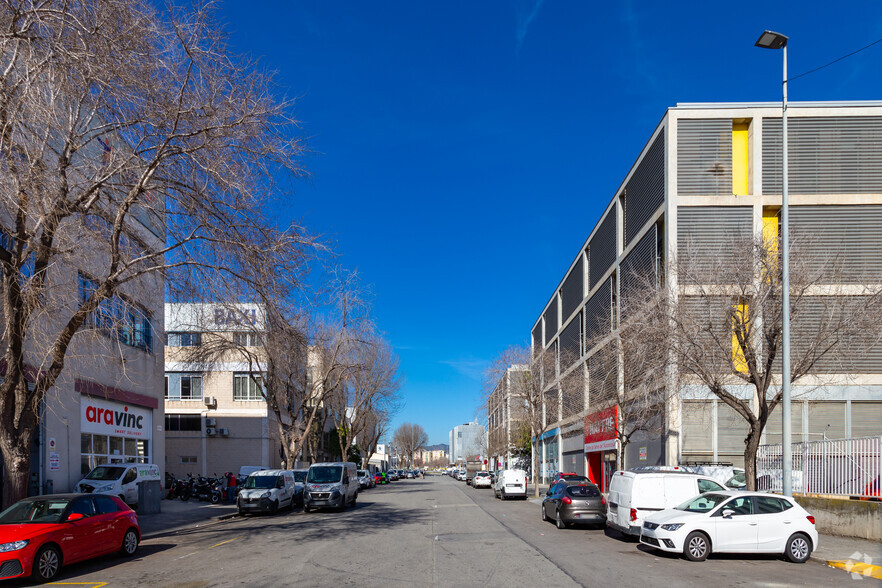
[14, 475, 852, 587]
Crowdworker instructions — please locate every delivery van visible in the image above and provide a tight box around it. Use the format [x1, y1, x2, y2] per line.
[77, 463, 161, 506]
[236, 469, 298, 515]
[606, 470, 727, 536]
[303, 462, 358, 512]
[494, 469, 527, 500]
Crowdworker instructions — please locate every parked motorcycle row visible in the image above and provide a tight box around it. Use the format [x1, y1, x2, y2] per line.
[165, 472, 241, 504]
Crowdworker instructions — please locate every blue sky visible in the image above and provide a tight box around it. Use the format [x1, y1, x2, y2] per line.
[216, 1, 882, 445]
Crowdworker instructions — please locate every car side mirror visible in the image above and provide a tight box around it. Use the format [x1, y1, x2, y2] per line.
[722, 509, 735, 519]
[66, 512, 85, 522]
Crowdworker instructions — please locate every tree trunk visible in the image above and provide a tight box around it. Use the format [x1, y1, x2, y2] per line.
[531, 434, 539, 498]
[0, 427, 32, 509]
[743, 426, 762, 492]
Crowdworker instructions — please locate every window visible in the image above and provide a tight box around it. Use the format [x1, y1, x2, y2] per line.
[719, 496, 753, 516]
[181, 456, 197, 464]
[756, 496, 792, 514]
[698, 479, 726, 493]
[77, 272, 153, 353]
[233, 332, 263, 347]
[165, 374, 202, 401]
[234, 373, 265, 401]
[122, 468, 137, 484]
[164, 414, 202, 432]
[94, 495, 120, 514]
[166, 332, 202, 347]
[69, 497, 96, 518]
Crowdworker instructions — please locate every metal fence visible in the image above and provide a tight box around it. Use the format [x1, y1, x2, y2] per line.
[757, 436, 882, 498]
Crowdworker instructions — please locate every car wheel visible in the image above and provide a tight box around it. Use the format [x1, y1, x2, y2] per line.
[785, 533, 812, 563]
[556, 510, 567, 530]
[303, 505, 311, 513]
[238, 508, 246, 516]
[541, 504, 548, 521]
[120, 528, 139, 556]
[31, 544, 61, 582]
[271, 500, 279, 514]
[683, 531, 711, 562]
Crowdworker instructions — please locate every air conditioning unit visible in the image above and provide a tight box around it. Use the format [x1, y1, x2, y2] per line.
[205, 427, 217, 436]
[205, 417, 217, 427]
[203, 396, 216, 407]
[218, 427, 230, 436]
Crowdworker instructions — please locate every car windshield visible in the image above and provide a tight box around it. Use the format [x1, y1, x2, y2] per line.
[561, 475, 589, 482]
[676, 493, 729, 513]
[244, 475, 280, 489]
[567, 485, 601, 498]
[85, 466, 125, 481]
[357, 471, 367, 477]
[308, 466, 343, 484]
[725, 472, 746, 489]
[293, 471, 307, 483]
[0, 498, 71, 524]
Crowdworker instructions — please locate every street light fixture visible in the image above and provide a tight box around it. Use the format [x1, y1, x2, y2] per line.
[755, 29, 792, 497]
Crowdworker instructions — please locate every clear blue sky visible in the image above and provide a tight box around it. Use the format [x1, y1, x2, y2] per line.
[216, 1, 882, 445]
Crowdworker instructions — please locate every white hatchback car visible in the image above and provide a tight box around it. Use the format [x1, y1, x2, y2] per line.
[472, 471, 492, 488]
[639, 491, 818, 563]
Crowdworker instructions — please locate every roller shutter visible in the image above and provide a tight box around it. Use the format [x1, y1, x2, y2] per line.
[681, 401, 713, 456]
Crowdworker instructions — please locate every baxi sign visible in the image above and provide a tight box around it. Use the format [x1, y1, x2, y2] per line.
[584, 405, 618, 453]
[81, 396, 151, 438]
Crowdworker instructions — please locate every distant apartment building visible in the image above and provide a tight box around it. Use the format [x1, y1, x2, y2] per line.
[417, 447, 448, 465]
[487, 365, 528, 471]
[532, 101, 882, 491]
[164, 303, 285, 476]
[448, 422, 485, 464]
[368, 443, 392, 472]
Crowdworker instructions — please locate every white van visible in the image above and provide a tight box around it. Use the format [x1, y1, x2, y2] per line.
[303, 462, 358, 512]
[494, 469, 527, 500]
[237, 469, 297, 515]
[77, 463, 161, 506]
[607, 470, 727, 536]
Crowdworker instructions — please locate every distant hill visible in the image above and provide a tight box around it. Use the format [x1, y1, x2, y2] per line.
[425, 443, 449, 452]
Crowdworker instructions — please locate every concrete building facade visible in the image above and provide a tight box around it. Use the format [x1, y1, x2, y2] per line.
[448, 422, 485, 465]
[487, 365, 528, 471]
[532, 101, 882, 491]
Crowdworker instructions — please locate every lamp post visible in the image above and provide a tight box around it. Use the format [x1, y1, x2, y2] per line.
[755, 30, 792, 497]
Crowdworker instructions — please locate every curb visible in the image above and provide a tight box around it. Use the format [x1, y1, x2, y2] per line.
[141, 512, 239, 540]
[826, 559, 882, 580]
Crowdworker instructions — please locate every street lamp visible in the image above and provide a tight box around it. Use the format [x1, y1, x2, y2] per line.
[755, 30, 792, 497]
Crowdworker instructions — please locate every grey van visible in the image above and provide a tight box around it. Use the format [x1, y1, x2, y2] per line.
[303, 462, 358, 512]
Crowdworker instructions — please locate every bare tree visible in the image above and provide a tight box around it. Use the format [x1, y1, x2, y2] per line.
[615, 233, 882, 489]
[360, 406, 392, 470]
[392, 423, 428, 468]
[0, 0, 310, 505]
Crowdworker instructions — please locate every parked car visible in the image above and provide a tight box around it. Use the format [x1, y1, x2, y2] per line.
[357, 470, 372, 489]
[0, 494, 139, 582]
[456, 470, 467, 481]
[542, 482, 606, 529]
[374, 472, 388, 485]
[551, 472, 591, 484]
[237, 470, 299, 515]
[405, 471, 415, 479]
[388, 470, 400, 482]
[640, 491, 818, 563]
[607, 470, 727, 536]
[472, 471, 492, 488]
[494, 469, 527, 500]
[304, 462, 359, 512]
[76, 463, 161, 507]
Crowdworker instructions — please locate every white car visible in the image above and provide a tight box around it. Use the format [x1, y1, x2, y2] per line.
[472, 471, 492, 488]
[639, 491, 818, 563]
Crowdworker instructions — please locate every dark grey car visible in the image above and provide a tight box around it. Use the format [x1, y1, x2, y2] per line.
[541, 481, 606, 529]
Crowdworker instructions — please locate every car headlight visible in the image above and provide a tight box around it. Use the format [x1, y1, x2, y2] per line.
[0, 540, 28, 553]
[97, 484, 114, 492]
[661, 523, 684, 531]
[261, 492, 271, 499]
[330, 489, 340, 497]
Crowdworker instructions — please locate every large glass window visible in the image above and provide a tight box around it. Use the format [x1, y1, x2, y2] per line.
[232, 332, 263, 347]
[80, 433, 149, 476]
[165, 414, 202, 431]
[166, 332, 202, 347]
[234, 373, 265, 401]
[165, 374, 203, 400]
[78, 272, 153, 353]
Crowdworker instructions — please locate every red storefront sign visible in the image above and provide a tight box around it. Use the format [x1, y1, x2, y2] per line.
[584, 405, 618, 452]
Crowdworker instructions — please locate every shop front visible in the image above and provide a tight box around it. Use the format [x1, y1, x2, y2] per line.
[80, 395, 152, 477]
[536, 428, 559, 484]
[584, 406, 618, 492]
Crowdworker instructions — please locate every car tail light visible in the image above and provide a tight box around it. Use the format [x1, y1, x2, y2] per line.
[630, 508, 637, 522]
[601, 497, 606, 506]
[807, 515, 815, 525]
[562, 496, 572, 505]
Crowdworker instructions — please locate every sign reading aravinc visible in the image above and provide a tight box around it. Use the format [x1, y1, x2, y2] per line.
[584, 405, 618, 453]
[81, 396, 151, 438]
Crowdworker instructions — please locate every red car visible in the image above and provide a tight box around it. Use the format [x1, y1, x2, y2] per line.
[0, 493, 140, 583]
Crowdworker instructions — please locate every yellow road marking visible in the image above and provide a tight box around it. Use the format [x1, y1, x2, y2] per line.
[49, 583, 108, 587]
[827, 559, 882, 580]
[211, 537, 237, 548]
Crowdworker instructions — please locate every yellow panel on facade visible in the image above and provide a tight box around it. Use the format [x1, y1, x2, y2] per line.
[732, 123, 749, 196]
[732, 300, 749, 374]
[762, 208, 779, 250]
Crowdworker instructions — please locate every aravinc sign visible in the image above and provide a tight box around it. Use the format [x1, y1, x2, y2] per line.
[81, 396, 151, 439]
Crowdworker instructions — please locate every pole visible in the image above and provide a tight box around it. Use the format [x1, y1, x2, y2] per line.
[781, 42, 792, 497]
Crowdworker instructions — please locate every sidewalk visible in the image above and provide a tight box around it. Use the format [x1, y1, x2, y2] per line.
[137, 498, 237, 539]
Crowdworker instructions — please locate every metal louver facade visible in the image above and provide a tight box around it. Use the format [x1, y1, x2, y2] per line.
[589, 208, 617, 290]
[677, 119, 732, 196]
[790, 205, 882, 283]
[532, 323, 543, 351]
[543, 297, 558, 347]
[588, 343, 617, 409]
[560, 256, 584, 320]
[763, 116, 882, 195]
[792, 296, 882, 374]
[584, 277, 613, 345]
[559, 312, 582, 365]
[677, 206, 752, 283]
[624, 130, 665, 245]
[620, 225, 658, 320]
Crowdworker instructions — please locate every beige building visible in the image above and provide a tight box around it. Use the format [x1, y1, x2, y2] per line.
[164, 303, 285, 476]
[487, 365, 527, 471]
